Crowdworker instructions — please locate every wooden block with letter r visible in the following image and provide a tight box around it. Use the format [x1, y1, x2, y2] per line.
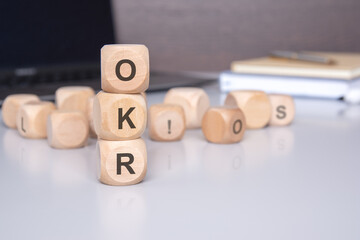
[101, 44, 149, 93]
[93, 91, 147, 140]
[149, 104, 186, 141]
[16, 101, 56, 139]
[164, 87, 210, 129]
[268, 94, 295, 126]
[224, 90, 271, 129]
[2, 94, 40, 128]
[202, 107, 246, 144]
[98, 138, 147, 186]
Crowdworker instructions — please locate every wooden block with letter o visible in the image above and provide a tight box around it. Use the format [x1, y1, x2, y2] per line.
[55, 86, 95, 114]
[47, 111, 89, 149]
[164, 87, 210, 129]
[224, 90, 271, 129]
[2, 94, 40, 128]
[101, 44, 149, 93]
[16, 101, 56, 139]
[202, 107, 246, 144]
[93, 91, 147, 141]
[268, 94, 295, 126]
[149, 104, 185, 141]
[98, 138, 147, 186]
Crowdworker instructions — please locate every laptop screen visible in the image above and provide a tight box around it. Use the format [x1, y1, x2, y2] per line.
[0, 0, 115, 70]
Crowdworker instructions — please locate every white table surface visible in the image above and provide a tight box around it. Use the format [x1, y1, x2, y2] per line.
[0, 82, 359, 240]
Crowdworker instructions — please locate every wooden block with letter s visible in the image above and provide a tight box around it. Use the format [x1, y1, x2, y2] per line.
[268, 94, 295, 126]
[47, 110, 89, 149]
[224, 90, 271, 129]
[202, 107, 246, 144]
[2, 94, 40, 128]
[149, 104, 186, 141]
[16, 101, 56, 139]
[98, 138, 147, 186]
[93, 91, 147, 141]
[101, 44, 149, 93]
[164, 87, 210, 129]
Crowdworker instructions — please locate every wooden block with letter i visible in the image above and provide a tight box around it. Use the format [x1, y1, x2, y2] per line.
[268, 94, 295, 126]
[164, 87, 210, 129]
[47, 111, 89, 149]
[93, 91, 147, 141]
[202, 107, 246, 144]
[224, 90, 271, 129]
[2, 94, 40, 128]
[98, 138, 147, 186]
[101, 44, 149, 93]
[16, 101, 56, 139]
[149, 104, 186, 141]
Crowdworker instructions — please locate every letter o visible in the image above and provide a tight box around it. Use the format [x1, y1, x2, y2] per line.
[115, 59, 136, 81]
[233, 119, 242, 134]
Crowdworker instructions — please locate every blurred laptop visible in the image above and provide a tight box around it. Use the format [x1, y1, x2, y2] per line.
[0, 0, 214, 103]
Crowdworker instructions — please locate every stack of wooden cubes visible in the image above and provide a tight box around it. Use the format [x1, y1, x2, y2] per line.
[94, 44, 149, 186]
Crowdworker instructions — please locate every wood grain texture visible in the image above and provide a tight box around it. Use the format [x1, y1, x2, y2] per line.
[101, 44, 149, 93]
[2, 94, 40, 128]
[149, 104, 185, 141]
[55, 86, 95, 114]
[112, 0, 360, 71]
[163, 87, 210, 129]
[98, 138, 147, 186]
[93, 91, 147, 141]
[202, 107, 246, 144]
[47, 110, 89, 149]
[16, 101, 56, 139]
[268, 94, 295, 126]
[224, 90, 271, 129]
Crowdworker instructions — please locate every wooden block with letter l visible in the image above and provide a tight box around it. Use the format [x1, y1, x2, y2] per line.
[163, 87, 210, 129]
[2, 94, 40, 128]
[98, 138, 147, 186]
[47, 111, 89, 149]
[202, 107, 246, 144]
[268, 94, 295, 126]
[16, 101, 56, 139]
[55, 86, 95, 114]
[149, 104, 185, 141]
[93, 91, 147, 141]
[101, 44, 149, 93]
[224, 90, 271, 129]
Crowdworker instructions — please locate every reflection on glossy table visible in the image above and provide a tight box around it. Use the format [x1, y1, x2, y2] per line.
[0, 83, 359, 240]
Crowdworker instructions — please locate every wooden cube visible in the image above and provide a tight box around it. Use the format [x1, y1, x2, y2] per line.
[87, 96, 97, 138]
[2, 94, 40, 128]
[163, 87, 210, 129]
[98, 138, 147, 186]
[268, 94, 295, 126]
[93, 91, 147, 141]
[16, 101, 56, 139]
[47, 111, 89, 149]
[224, 90, 271, 129]
[55, 86, 95, 114]
[202, 107, 246, 144]
[149, 104, 185, 141]
[101, 44, 149, 93]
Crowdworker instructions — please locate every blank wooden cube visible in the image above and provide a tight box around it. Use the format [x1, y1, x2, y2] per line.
[16, 101, 56, 139]
[202, 107, 246, 144]
[87, 96, 97, 138]
[149, 104, 185, 141]
[163, 87, 210, 129]
[98, 138, 147, 186]
[224, 90, 271, 129]
[93, 91, 147, 141]
[101, 44, 149, 93]
[268, 94, 295, 126]
[2, 94, 40, 128]
[55, 86, 95, 114]
[47, 111, 89, 149]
